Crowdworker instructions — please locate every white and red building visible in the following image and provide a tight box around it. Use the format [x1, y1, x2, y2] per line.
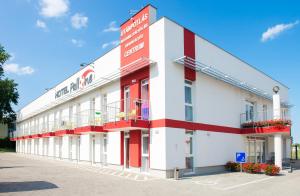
[12, 5, 292, 178]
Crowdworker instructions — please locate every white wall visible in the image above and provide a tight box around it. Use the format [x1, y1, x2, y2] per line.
[18, 46, 121, 124]
[165, 128, 186, 169]
[62, 135, 70, 159]
[195, 36, 289, 102]
[79, 134, 91, 161]
[93, 134, 102, 163]
[150, 127, 167, 170]
[107, 132, 120, 165]
[38, 138, 43, 155]
[149, 18, 167, 120]
[194, 131, 245, 167]
[164, 19, 185, 121]
[48, 137, 55, 157]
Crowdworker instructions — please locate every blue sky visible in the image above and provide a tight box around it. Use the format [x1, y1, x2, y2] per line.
[0, 0, 299, 141]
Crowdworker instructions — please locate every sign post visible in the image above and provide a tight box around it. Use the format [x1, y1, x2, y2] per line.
[236, 152, 246, 172]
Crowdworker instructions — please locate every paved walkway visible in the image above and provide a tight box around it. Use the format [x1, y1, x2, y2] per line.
[1, 153, 300, 196]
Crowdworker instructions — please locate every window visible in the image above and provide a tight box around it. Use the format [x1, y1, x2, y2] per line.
[184, 80, 193, 121]
[262, 105, 267, 121]
[142, 135, 149, 155]
[245, 101, 254, 122]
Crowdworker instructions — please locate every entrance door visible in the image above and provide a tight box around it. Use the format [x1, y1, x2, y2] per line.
[59, 137, 62, 159]
[141, 131, 149, 172]
[77, 136, 80, 162]
[69, 136, 73, 160]
[92, 136, 96, 164]
[103, 134, 107, 165]
[185, 131, 194, 173]
[124, 132, 130, 169]
[246, 139, 266, 163]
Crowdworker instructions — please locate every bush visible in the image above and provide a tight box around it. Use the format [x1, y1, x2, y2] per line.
[0, 137, 15, 149]
[225, 161, 240, 172]
[242, 163, 262, 173]
[264, 165, 280, 176]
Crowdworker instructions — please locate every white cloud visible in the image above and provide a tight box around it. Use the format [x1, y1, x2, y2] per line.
[261, 20, 299, 42]
[36, 19, 47, 29]
[39, 0, 69, 18]
[102, 40, 119, 49]
[103, 21, 119, 32]
[71, 39, 85, 47]
[3, 63, 35, 75]
[71, 13, 88, 29]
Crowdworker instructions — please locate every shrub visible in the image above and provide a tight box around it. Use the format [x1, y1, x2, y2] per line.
[225, 161, 240, 172]
[242, 163, 254, 173]
[260, 163, 269, 171]
[264, 165, 280, 176]
[252, 163, 262, 173]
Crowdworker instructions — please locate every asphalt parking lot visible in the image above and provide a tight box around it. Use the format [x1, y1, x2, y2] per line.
[1, 153, 300, 196]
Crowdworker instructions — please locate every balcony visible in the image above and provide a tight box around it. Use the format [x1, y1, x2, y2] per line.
[102, 98, 150, 131]
[15, 109, 104, 138]
[240, 109, 291, 134]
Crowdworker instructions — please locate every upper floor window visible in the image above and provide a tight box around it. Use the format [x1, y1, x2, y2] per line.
[262, 104, 267, 121]
[185, 80, 193, 121]
[245, 101, 254, 122]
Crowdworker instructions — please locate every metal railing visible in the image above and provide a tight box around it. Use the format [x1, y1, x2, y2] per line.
[103, 98, 150, 123]
[14, 109, 103, 136]
[14, 99, 150, 137]
[240, 108, 291, 128]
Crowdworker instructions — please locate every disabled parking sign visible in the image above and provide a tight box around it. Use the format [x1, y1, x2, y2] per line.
[236, 152, 246, 163]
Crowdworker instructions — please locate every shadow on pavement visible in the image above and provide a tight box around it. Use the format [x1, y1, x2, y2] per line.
[0, 181, 58, 193]
[0, 166, 24, 169]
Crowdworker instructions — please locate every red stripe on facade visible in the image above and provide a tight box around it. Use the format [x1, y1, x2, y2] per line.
[184, 28, 196, 81]
[103, 119, 150, 130]
[151, 119, 241, 134]
[74, 126, 105, 134]
[11, 121, 291, 141]
[54, 130, 74, 136]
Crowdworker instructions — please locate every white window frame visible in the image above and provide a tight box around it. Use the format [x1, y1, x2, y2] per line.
[184, 80, 193, 122]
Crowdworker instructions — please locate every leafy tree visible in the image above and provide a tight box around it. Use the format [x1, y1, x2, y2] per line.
[0, 44, 19, 125]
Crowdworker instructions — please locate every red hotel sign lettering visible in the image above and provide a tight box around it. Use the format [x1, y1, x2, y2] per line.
[120, 6, 151, 68]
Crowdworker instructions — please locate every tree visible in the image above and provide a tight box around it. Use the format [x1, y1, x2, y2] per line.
[0, 44, 19, 125]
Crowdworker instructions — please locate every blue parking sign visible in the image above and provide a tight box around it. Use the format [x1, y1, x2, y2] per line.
[236, 152, 246, 163]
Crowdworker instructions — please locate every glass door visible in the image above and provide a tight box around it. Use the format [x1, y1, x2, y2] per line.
[103, 134, 107, 165]
[245, 101, 254, 122]
[91, 135, 96, 164]
[124, 132, 130, 169]
[141, 79, 149, 120]
[141, 131, 149, 172]
[185, 131, 194, 173]
[246, 139, 266, 163]
[124, 87, 130, 120]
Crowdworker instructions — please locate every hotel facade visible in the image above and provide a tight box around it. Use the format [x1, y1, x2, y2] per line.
[12, 5, 292, 178]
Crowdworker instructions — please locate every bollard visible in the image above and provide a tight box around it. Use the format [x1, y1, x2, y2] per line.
[174, 167, 180, 180]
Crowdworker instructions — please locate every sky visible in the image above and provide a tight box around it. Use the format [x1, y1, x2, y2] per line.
[0, 0, 299, 141]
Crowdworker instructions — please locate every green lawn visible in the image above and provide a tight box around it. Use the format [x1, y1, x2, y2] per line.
[0, 148, 15, 152]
